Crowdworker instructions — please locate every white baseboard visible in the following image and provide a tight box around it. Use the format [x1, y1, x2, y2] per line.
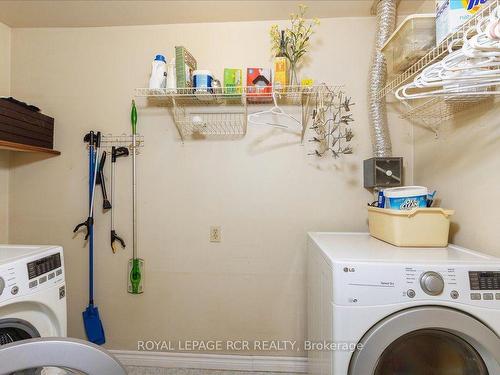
[111, 350, 308, 373]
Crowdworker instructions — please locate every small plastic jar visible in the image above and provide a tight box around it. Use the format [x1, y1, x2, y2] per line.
[193, 70, 213, 92]
[384, 186, 428, 210]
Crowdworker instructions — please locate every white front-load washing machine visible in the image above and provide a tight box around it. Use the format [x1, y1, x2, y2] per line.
[0, 245, 66, 344]
[307, 232, 500, 375]
[0, 245, 125, 374]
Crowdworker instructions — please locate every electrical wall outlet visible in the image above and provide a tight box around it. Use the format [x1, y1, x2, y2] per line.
[210, 226, 221, 242]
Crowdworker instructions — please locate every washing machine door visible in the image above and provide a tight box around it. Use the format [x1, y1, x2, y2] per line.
[349, 306, 500, 375]
[0, 337, 126, 375]
[0, 319, 40, 345]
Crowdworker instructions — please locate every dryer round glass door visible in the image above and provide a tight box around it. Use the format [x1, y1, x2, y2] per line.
[348, 306, 500, 375]
[374, 329, 488, 374]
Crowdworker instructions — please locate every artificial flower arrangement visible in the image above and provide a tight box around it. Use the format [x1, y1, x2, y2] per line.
[270, 4, 320, 85]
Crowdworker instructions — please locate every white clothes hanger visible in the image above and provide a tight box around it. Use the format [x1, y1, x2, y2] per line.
[483, 7, 500, 40]
[247, 91, 301, 129]
[395, 79, 500, 100]
[466, 20, 499, 51]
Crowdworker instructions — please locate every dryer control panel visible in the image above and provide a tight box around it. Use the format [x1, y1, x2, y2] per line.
[333, 262, 500, 307]
[469, 271, 500, 290]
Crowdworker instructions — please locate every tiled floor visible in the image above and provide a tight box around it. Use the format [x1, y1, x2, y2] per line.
[125, 367, 296, 375]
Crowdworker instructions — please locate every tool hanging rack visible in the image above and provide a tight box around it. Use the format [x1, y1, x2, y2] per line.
[134, 85, 344, 142]
[100, 133, 145, 153]
[378, 0, 500, 131]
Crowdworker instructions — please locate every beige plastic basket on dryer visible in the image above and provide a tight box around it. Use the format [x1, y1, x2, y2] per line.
[368, 207, 455, 247]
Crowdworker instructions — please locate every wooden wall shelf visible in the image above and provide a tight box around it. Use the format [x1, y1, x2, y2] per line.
[0, 140, 60, 155]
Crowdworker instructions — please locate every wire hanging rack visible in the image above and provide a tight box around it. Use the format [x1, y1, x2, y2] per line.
[308, 89, 355, 158]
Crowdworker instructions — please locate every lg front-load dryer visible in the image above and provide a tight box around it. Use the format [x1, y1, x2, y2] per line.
[0, 245, 66, 345]
[307, 232, 500, 375]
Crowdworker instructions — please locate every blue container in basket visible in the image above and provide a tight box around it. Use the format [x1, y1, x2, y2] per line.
[384, 186, 428, 210]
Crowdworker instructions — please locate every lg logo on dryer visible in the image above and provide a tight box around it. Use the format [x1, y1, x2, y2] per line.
[343, 267, 355, 273]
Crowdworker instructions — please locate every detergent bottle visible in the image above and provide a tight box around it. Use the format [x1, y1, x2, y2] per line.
[148, 55, 167, 89]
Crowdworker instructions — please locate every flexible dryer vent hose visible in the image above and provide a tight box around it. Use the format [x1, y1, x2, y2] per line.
[368, 0, 397, 157]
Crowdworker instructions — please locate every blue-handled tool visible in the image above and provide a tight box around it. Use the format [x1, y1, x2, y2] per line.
[74, 131, 106, 345]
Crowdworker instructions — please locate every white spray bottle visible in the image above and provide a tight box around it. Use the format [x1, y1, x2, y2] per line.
[166, 60, 176, 92]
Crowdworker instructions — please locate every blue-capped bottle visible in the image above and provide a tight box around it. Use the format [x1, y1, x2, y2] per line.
[148, 54, 167, 89]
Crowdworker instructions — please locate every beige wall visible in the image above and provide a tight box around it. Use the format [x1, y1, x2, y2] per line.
[0, 22, 9, 94]
[9, 18, 413, 354]
[414, 102, 500, 256]
[0, 21, 10, 243]
[417, 0, 435, 13]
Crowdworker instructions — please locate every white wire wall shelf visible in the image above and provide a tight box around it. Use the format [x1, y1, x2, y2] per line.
[134, 85, 343, 142]
[378, 0, 499, 128]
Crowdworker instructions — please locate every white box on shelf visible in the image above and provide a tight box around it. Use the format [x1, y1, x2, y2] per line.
[436, 0, 489, 44]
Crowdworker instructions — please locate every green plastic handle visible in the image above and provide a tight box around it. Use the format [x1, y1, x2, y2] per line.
[130, 258, 141, 294]
[131, 100, 137, 135]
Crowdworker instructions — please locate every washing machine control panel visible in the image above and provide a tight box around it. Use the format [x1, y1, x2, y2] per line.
[27, 253, 62, 280]
[0, 248, 64, 304]
[334, 263, 500, 307]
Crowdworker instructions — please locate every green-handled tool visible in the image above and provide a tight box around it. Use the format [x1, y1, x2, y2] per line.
[128, 100, 144, 294]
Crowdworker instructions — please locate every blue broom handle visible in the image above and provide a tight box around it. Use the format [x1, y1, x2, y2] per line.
[89, 145, 95, 305]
